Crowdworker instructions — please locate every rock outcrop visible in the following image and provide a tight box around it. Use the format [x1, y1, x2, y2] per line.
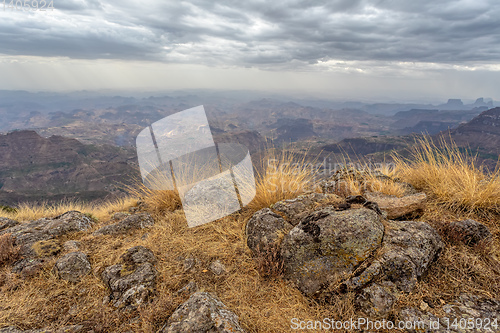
[53, 252, 91, 283]
[93, 213, 154, 236]
[102, 246, 157, 309]
[245, 208, 292, 256]
[448, 219, 492, 246]
[246, 191, 444, 316]
[1, 211, 93, 257]
[158, 292, 246, 333]
[400, 294, 500, 333]
[280, 208, 384, 297]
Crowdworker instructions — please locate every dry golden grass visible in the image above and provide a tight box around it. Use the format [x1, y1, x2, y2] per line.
[392, 136, 500, 219]
[247, 148, 318, 211]
[0, 234, 19, 266]
[333, 174, 408, 198]
[0, 142, 499, 332]
[0, 197, 139, 222]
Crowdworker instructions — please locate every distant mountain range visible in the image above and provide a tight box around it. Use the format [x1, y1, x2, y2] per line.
[0, 91, 498, 206]
[0, 131, 138, 206]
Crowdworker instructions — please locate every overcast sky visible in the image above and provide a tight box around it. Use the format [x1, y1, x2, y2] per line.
[1, 0, 499, 102]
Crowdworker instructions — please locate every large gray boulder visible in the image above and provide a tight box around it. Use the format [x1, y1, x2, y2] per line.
[345, 220, 443, 316]
[159, 292, 246, 333]
[271, 193, 333, 226]
[344, 220, 443, 293]
[245, 208, 292, 256]
[93, 213, 154, 236]
[355, 282, 397, 318]
[102, 246, 157, 308]
[280, 208, 384, 297]
[53, 252, 91, 282]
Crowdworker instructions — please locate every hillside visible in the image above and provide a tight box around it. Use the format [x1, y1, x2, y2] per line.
[0, 131, 138, 206]
[436, 107, 500, 167]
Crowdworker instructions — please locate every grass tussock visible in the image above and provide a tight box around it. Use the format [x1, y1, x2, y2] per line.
[248, 148, 317, 211]
[0, 234, 20, 266]
[392, 136, 500, 218]
[333, 173, 408, 198]
[0, 197, 139, 222]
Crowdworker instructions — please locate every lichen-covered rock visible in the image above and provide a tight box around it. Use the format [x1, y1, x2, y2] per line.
[271, 193, 334, 226]
[442, 294, 500, 324]
[121, 245, 157, 268]
[0, 217, 18, 231]
[158, 292, 246, 333]
[344, 220, 443, 293]
[280, 208, 384, 297]
[448, 219, 492, 246]
[400, 294, 500, 333]
[246, 208, 292, 255]
[364, 191, 427, 219]
[355, 282, 397, 318]
[111, 212, 130, 221]
[102, 246, 157, 308]
[1, 211, 93, 256]
[53, 252, 91, 282]
[12, 258, 45, 278]
[93, 213, 154, 236]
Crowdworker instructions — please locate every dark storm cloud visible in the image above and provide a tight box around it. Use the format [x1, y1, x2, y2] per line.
[1, 0, 499, 66]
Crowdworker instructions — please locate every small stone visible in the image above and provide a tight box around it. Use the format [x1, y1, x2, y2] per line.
[209, 260, 227, 275]
[63, 240, 81, 251]
[176, 281, 198, 296]
[420, 300, 430, 311]
[158, 292, 246, 333]
[101, 246, 157, 308]
[112, 212, 130, 220]
[53, 252, 91, 282]
[449, 219, 492, 245]
[183, 257, 196, 272]
[364, 191, 427, 219]
[356, 282, 397, 317]
[12, 258, 45, 278]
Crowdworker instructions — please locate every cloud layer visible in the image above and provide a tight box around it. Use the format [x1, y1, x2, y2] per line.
[1, 0, 500, 69]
